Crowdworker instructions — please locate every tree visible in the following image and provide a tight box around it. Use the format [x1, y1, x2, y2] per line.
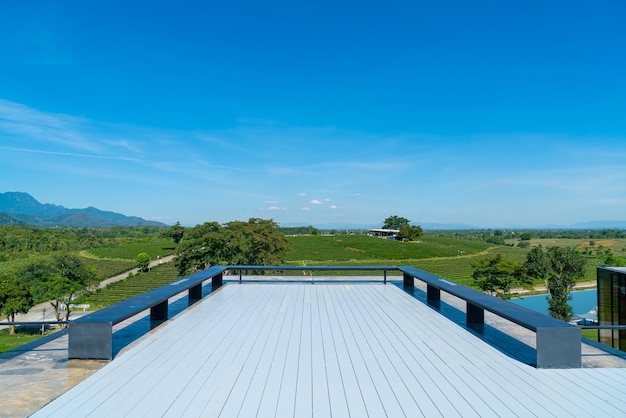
[604, 252, 626, 267]
[135, 252, 151, 272]
[382, 215, 411, 230]
[175, 218, 292, 276]
[472, 254, 527, 297]
[397, 224, 423, 241]
[48, 254, 98, 322]
[162, 222, 185, 244]
[0, 271, 34, 335]
[524, 246, 586, 321]
[18, 254, 98, 323]
[519, 232, 533, 241]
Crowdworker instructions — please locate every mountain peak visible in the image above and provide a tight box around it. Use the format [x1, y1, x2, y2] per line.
[0, 192, 166, 228]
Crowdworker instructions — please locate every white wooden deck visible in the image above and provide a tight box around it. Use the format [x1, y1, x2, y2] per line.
[33, 283, 626, 417]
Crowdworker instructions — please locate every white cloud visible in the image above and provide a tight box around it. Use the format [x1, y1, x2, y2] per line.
[267, 206, 287, 211]
[329, 205, 339, 209]
[310, 199, 323, 205]
[301, 207, 311, 211]
[296, 192, 307, 197]
[265, 200, 279, 204]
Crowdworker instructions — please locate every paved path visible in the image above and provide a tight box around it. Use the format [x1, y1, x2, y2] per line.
[510, 280, 597, 296]
[0, 255, 176, 329]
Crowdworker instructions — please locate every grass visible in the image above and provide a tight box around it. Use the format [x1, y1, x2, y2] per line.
[74, 263, 181, 309]
[80, 257, 136, 280]
[0, 327, 57, 353]
[581, 329, 599, 341]
[86, 238, 175, 260]
[286, 234, 492, 263]
[283, 234, 605, 285]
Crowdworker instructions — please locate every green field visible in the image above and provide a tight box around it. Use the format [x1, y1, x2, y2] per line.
[286, 234, 492, 263]
[3, 232, 614, 352]
[282, 234, 607, 284]
[74, 263, 180, 309]
[12, 233, 613, 313]
[85, 238, 175, 260]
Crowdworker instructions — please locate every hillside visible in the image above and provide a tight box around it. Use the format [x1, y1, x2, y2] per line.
[0, 192, 166, 228]
[286, 234, 492, 263]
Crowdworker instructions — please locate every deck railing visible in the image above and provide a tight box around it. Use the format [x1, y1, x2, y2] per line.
[64, 265, 581, 368]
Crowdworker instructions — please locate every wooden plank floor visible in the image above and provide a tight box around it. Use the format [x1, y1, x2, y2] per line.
[33, 283, 626, 417]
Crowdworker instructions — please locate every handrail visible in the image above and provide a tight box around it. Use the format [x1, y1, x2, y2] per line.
[580, 325, 626, 330]
[66, 264, 584, 368]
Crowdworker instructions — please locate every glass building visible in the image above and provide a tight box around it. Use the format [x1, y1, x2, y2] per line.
[597, 266, 626, 350]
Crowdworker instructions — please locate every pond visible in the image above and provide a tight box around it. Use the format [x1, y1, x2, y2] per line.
[510, 289, 597, 317]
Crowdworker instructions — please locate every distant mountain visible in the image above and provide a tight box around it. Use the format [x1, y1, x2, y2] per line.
[0, 192, 166, 228]
[288, 220, 626, 231]
[285, 222, 479, 231]
[570, 220, 626, 229]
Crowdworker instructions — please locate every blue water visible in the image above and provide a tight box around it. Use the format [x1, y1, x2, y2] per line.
[510, 289, 597, 316]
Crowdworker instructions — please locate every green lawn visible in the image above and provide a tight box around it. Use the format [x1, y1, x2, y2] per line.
[0, 327, 57, 353]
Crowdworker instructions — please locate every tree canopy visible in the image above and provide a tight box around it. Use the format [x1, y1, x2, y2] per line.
[162, 222, 185, 244]
[0, 270, 34, 334]
[382, 215, 411, 230]
[524, 246, 586, 321]
[18, 254, 97, 322]
[135, 252, 151, 272]
[472, 254, 528, 297]
[175, 218, 292, 276]
[397, 224, 423, 241]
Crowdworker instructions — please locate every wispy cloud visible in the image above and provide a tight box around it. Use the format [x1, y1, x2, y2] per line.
[310, 199, 323, 205]
[0, 100, 100, 152]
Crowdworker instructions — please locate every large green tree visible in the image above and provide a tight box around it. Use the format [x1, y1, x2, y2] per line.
[524, 246, 586, 321]
[162, 221, 185, 244]
[0, 271, 34, 334]
[19, 254, 97, 322]
[472, 254, 528, 297]
[382, 215, 411, 230]
[175, 218, 292, 276]
[397, 224, 423, 241]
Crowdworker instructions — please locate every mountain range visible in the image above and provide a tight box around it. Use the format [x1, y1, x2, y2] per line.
[0, 192, 166, 228]
[1, 191, 625, 230]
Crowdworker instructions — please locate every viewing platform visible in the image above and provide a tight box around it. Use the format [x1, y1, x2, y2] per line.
[2, 267, 626, 417]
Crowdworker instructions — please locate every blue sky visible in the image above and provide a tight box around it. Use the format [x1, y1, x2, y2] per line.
[1, 1, 625, 228]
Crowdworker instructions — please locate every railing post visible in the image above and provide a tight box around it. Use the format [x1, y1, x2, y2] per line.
[189, 283, 202, 301]
[69, 321, 113, 360]
[150, 300, 168, 320]
[536, 327, 581, 368]
[467, 302, 484, 324]
[403, 272, 414, 288]
[427, 285, 441, 304]
[213, 272, 223, 288]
